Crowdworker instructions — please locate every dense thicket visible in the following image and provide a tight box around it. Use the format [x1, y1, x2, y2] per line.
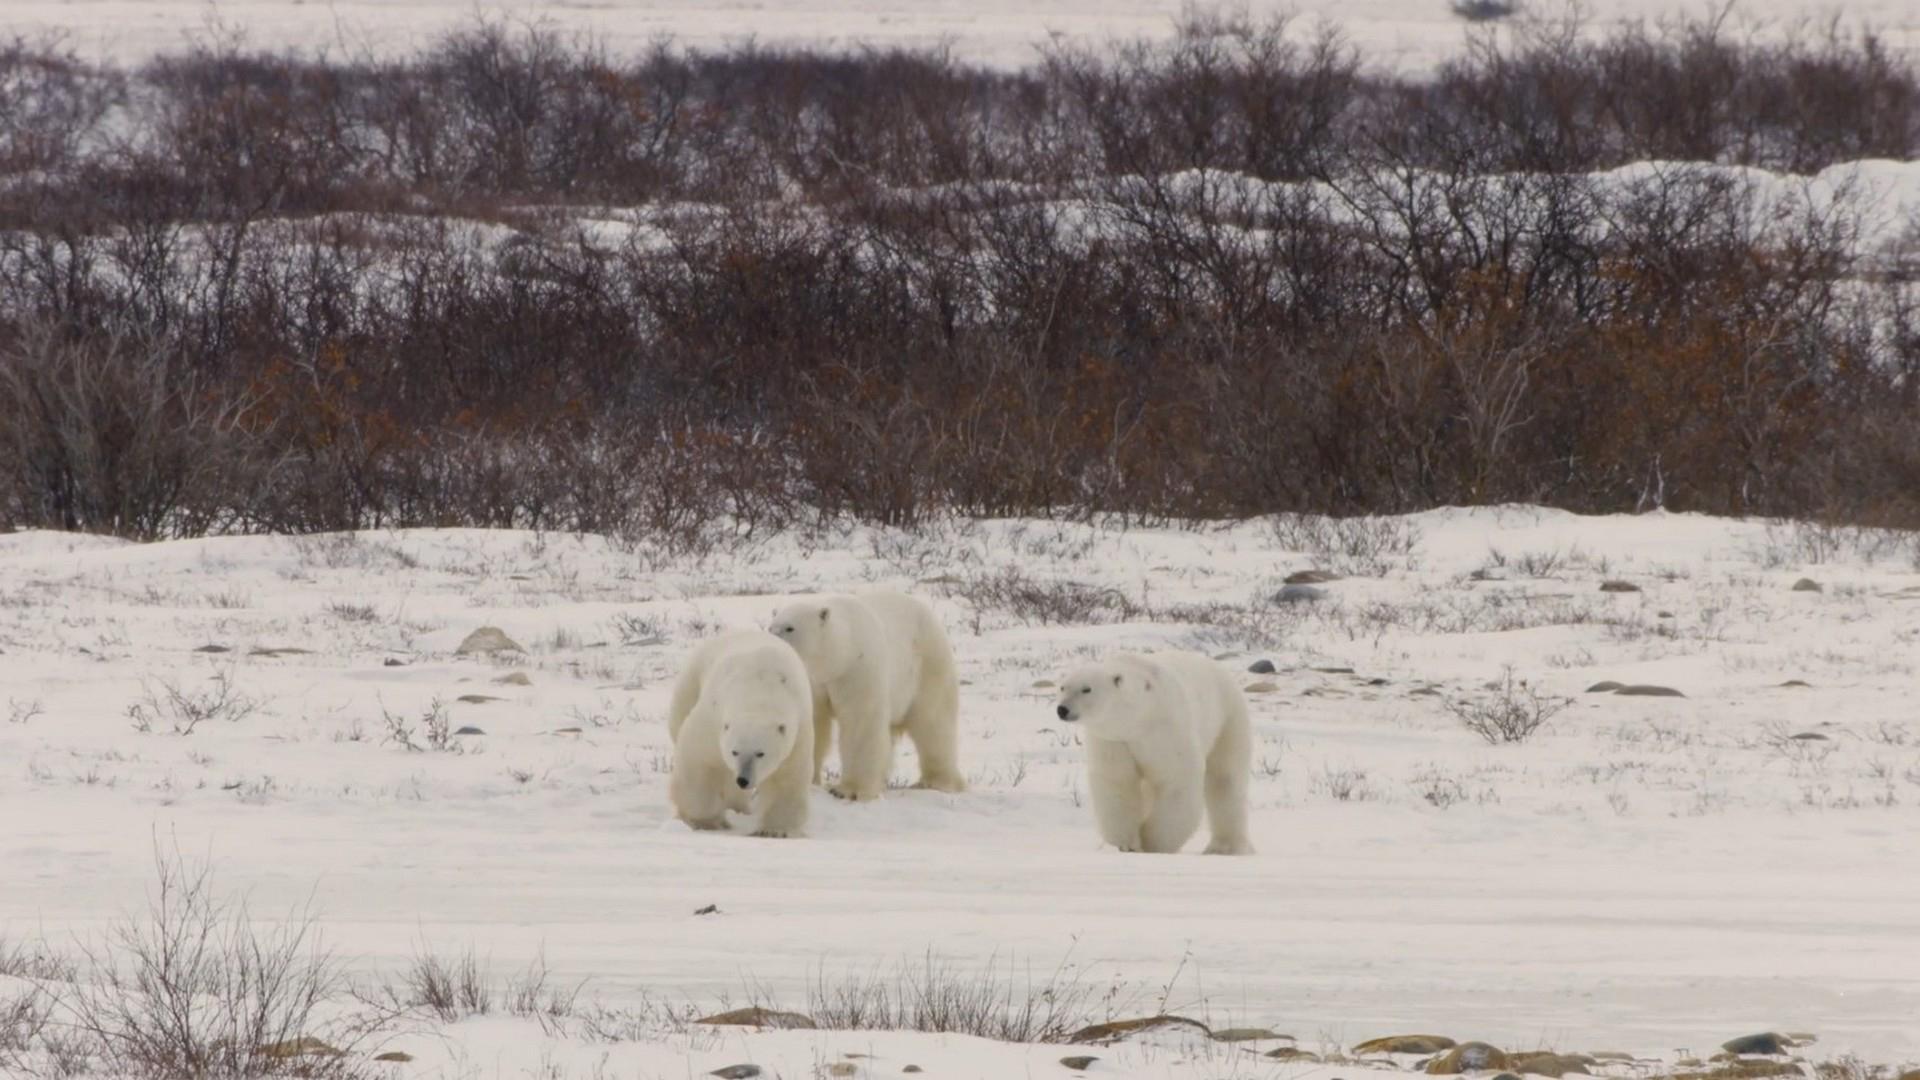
[2, 12, 1917, 541]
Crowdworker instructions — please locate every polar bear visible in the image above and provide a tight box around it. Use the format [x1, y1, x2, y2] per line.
[1053, 651, 1254, 855]
[770, 590, 963, 800]
[666, 629, 815, 838]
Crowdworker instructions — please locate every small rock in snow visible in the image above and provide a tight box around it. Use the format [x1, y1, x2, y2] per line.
[1284, 569, 1341, 584]
[709, 1067, 761, 1080]
[453, 725, 485, 736]
[1248, 659, 1277, 674]
[1613, 685, 1685, 697]
[1060, 1057, 1099, 1071]
[1791, 578, 1822, 592]
[1274, 584, 1326, 604]
[1599, 580, 1641, 593]
[456, 627, 523, 655]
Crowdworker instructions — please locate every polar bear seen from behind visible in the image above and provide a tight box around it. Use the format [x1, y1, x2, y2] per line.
[770, 590, 963, 800]
[1054, 650, 1253, 855]
[667, 629, 814, 838]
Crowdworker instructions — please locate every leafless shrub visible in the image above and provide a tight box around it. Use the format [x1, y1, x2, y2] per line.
[19, 847, 393, 1079]
[1312, 764, 1376, 802]
[1268, 514, 1423, 576]
[397, 946, 492, 1023]
[6, 698, 44, 725]
[767, 951, 1123, 1044]
[126, 670, 260, 735]
[942, 567, 1136, 626]
[1445, 666, 1570, 744]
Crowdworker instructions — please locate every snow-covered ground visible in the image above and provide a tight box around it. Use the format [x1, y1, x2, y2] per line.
[3, 507, 1918, 1076]
[12, 0, 1920, 73]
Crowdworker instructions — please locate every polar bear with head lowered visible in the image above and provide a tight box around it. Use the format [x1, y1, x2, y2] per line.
[770, 590, 963, 800]
[667, 629, 814, 838]
[1054, 650, 1254, 855]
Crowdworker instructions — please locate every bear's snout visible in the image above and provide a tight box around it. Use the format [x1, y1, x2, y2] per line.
[1056, 705, 1071, 720]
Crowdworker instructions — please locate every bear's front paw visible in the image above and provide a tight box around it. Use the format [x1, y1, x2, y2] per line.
[829, 784, 881, 801]
[1203, 838, 1255, 856]
[682, 816, 731, 832]
[751, 827, 802, 839]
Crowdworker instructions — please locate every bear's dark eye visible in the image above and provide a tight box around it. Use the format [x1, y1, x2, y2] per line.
[777, 724, 787, 734]
[755, 751, 765, 759]
[1080, 687, 1090, 694]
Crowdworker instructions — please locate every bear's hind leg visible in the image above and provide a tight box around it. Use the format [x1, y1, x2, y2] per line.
[811, 692, 835, 786]
[1201, 698, 1255, 855]
[903, 686, 966, 793]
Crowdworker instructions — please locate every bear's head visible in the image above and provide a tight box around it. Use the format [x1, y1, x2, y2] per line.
[714, 673, 803, 792]
[1053, 657, 1155, 739]
[769, 598, 852, 677]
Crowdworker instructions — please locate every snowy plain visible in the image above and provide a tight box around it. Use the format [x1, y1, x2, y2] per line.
[3, 507, 1919, 1077]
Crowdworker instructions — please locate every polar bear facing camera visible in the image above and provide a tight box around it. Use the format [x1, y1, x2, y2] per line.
[770, 590, 964, 801]
[1054, 650, 1254, 855]
[667, 629, 815, 838]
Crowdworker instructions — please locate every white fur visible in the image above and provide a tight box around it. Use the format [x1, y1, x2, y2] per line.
[1054, 651, 1254, 855]
[667, 629, 815, 838]
[770, 590, 964, 800]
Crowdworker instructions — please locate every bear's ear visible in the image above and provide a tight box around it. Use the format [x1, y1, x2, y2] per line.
[818, 607, 831, 622]
[1112, 674, 1123, 687]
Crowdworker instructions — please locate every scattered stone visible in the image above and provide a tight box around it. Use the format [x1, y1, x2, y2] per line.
[1658, 611, 1676, 618]
[551, 726, 584, 735]
[1599, 581, 1641, 593]
[694, 904, 719, 915]
[374, 1051, 414, 1062]
[694, 1006, 814, 1029]
[1367, 677, 1389, 686]
[1069, 1015, 1211, 1044]
[383, 658, 407, 667]
[1589, 1053, 1636, 1062]
[903, 1067, 922, 1074]
[827, 1064, 858, 1078]
[259, 1037, 342, 1059]
[1033, 679, 1057, 688]
[1274, 584, 1327, 604]
[1266, 1048, 1322, 1061]
[1493, 1074, 1523, 1080]
[1721, 1034, 1791, 1056]
[1354, 1035, 1458, 1055]
[1585, 681, 1627, 693]
[456, 627, 524, 655]
[250, 647, 313, 658]
[1285, 569, 1342, 584]
[1790, 732, 1829, 741]
[493, 671, 532, 686]
[1213, 1028, 1287, 1042]
[1512, 1053, 1591, 1077]
[1060, 1057, 1099, 1071]
[1791, 578, 1822, 593]
[1248, 659, 1278, 675]
[1470, 568, 1506, 581]
[193, 644, 231, 653]
[1313, 666, 1356, 674]
[709, 1067, 761, 1080]
[1427, 1042, 1508, 1074]
[456, 694, 502, 705]
[1779, 680, 1811, 689]
[1245, 681, 1279, 693]
[453, 725, 485, 736]
[1613, 685, 1685, 697]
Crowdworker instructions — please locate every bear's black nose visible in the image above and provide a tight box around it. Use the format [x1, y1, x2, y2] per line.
[1056, 705, 1070, 720]
[736, 776, 751, 789]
